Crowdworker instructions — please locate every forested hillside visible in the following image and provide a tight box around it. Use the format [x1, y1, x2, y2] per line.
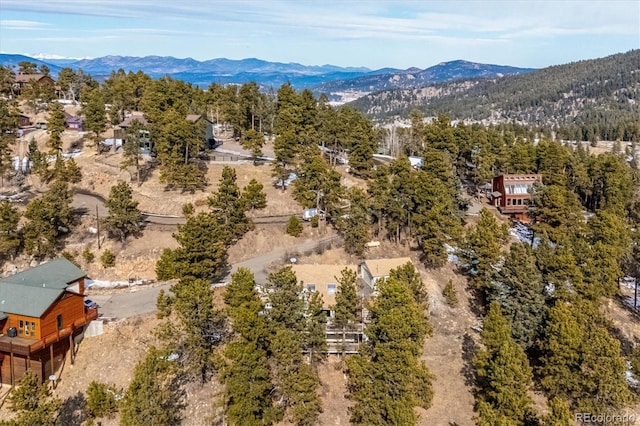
[352, 50, 640, 142]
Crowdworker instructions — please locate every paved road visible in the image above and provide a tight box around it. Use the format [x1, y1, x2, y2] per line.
[89, 235, 341, 319]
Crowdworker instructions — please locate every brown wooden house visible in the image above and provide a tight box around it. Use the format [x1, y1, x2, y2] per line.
[0, 259, 97, 385]
[491, 174, 542, 220]
[13, 74, 55, 94]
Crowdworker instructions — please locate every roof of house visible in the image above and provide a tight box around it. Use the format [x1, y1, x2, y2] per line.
[361, 257, 413, 278]
[64, 112, 83, 124]
[0, 282, 65, 318]
[291, 264, 357, 309]
[0, 258, 86, 290]
[14, 74, 53, 83]
[119, 114, 149, 127]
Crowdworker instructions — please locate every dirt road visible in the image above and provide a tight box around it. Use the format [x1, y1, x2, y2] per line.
[89, 235, 340, 319]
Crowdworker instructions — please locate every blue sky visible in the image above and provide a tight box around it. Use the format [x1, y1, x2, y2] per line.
[0, 0, 638, 70]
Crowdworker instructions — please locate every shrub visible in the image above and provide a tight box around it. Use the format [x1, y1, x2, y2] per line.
[443, 279, 458, 307]
[86, 381, 119, 419]
[286, 215, 303, 237]
[310, 215, 319, 228]
[61, 250, 79, 267]
[100, 250, 116, 268]
[82, 247, 95, 263]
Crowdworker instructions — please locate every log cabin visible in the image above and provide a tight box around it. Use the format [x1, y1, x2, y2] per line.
[0, 259, 97, 385]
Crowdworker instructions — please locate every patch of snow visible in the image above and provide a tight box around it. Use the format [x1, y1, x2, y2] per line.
[85, 279, 145, 289]
[445, 244, 460, 265]
[626, 361, 639, 387]
[621, 276, 636, 290]
[509, 222, 540, 248]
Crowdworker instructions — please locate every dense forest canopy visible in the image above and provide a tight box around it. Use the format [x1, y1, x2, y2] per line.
[351, 50, 640, 142]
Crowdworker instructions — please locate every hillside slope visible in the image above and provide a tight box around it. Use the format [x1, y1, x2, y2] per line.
[351, 50, 640, 140]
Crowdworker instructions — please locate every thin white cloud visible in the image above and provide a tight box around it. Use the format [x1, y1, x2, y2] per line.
[0, 19, 50, 30]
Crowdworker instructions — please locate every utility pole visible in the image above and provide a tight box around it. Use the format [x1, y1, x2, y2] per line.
[96, 204, 101, 249]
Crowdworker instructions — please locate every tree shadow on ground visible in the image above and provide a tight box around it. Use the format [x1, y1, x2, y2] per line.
[57, 391, 87, 426]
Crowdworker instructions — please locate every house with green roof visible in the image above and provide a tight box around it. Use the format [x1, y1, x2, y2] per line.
[0, 259, 97, 385]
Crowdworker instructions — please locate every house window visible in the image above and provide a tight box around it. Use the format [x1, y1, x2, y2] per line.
[56, 314, 62, 330]
[517, 199, 522, 205]
[19, 320, 24, 329]
[30, 322, 35, 331]
[507, 198, 512, 206]
[306, 284, 316, 293]
[327, 284, 337, 294]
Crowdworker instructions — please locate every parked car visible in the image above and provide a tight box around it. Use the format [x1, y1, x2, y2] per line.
[274, 172, 297, 188]
[302, 208, 325, 221]
[84, 299, 98, 309]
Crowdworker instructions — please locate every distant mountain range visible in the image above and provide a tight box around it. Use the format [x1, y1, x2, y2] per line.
[0, 53, 535, 103]
[349, 50, 640, 139]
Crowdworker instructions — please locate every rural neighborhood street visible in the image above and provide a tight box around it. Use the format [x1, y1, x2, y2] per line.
[88, 235, 340, 319]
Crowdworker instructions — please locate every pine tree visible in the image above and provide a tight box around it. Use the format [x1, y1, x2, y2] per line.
[490, 242, 547, 350]
[347, 276, 433, 425]
[22, 181, 73, 259]
[121, 119, 145, 183]
[120, 347, 183, 426]
[334, 267, 361, 356]
[102, 181, 143, 243]
[241, 128, 265, 162]
[224, 268, 269, 345]
[155, 212, 228, 280]
[286, 215, 303, 237]
[473, 303, 536, 425]
[46, 100, 65, 155]
[5, 371, 61, 426]
[267, 266, 304, 331]
[462, 208, 509, 288]
[81, 87, 107, 153]
[209, 166, 253, 240]
[389, 261, 429, 308]
[168, 276, 226, 382]
[541, 397, 571, 426]
[222, 339, 281, 426]
[341, 188, 370, 257]
[539, 300, 632, 413]
[0, 200, 21, 260]
[304, 290, 327, 366]
[242, 178, 267, 211]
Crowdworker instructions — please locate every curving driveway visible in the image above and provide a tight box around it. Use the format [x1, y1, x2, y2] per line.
[88, 235, 341, 319]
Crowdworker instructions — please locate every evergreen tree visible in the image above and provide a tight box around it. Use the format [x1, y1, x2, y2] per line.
[46, 100, 65, 155]
[241, 128, 265, 162]
[539, 300, 632, 413]
[224, 268, 270, 350]
[81, 87, 107, 152]
[102, 181, 143, 243]
[541, 397, 571, 426]
[241, 178, 267, 211]
[304, 290, 327, 366]
[347, 276, 433, 425]
[286, 215, 303, 237]
[389, 261, 429, 308]
[22, 181, 73, 259]
[272, 129, 297, 191]
[168, 276, 226, 382]
[341, 188, 370, 257]
[334, 267, 361, 356]
[473, 303, 536, 425]
[4, 371, 61, 426]
[85, 381, 119, 420]
[155, 212, 228, 280]
[27, 138, 48, 181]
[490, 243, 547, 350]
[267, 266, 304, 331]
[461, 208, 509, 288]
[121, 119, 145, 183]
[209, 166, 253, 240]
[0, 200, 21, 260]
[120, 347, 183, 426]
[222, 339, 281, 426]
